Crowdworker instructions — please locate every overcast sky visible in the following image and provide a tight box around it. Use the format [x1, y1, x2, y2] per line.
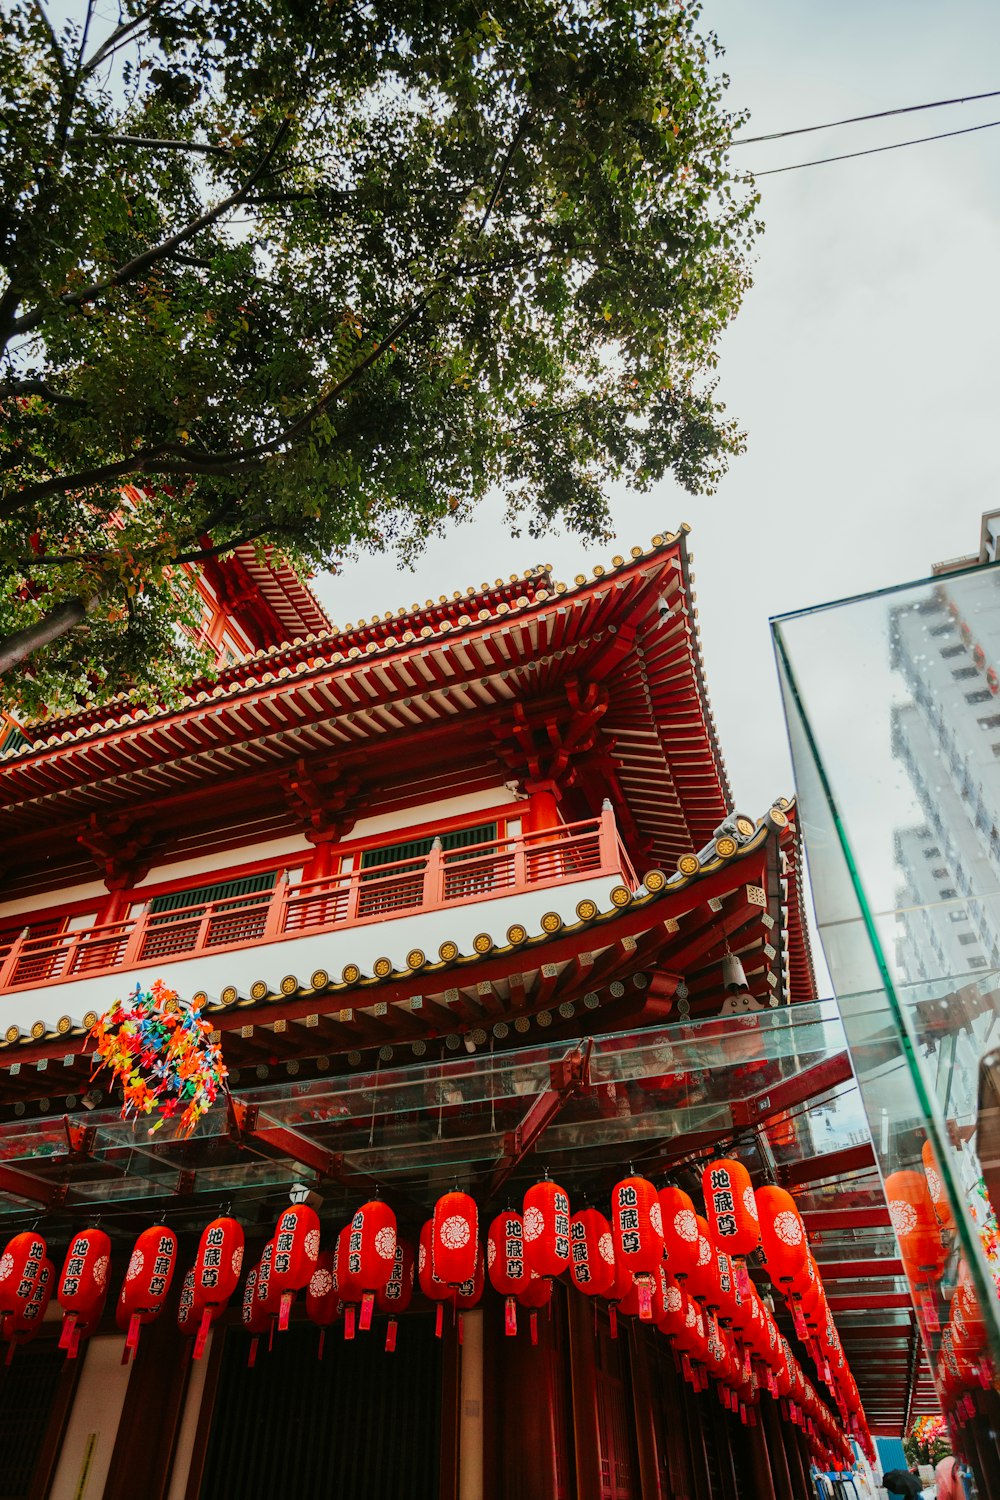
[316, 0, 1000, 828]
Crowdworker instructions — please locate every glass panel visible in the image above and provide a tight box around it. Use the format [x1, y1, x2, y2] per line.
[774, 561, 1000, 1415]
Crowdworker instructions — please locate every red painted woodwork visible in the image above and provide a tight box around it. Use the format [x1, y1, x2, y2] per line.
[0, 811, 630, 993]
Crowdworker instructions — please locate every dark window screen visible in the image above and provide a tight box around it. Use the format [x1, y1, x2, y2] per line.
[199, 1318, 441, 1500]
[0, 1340, 66, 1499]
[360, 823, 497, 874]
[149, 871, 276, 917]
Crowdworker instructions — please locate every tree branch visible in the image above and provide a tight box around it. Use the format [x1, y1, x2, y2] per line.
[11, 119, 293, 337]
[0, 378, 85, 407]
[70, 133, 233, 156]
[0, 595, 101, 677]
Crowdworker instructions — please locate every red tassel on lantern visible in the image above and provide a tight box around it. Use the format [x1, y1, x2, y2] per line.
[305, 1249, 340, 1356]
[375, 1239, 415, 1353]
[417, 1221, 452, 1338]
[487, 1211, 527, 1337]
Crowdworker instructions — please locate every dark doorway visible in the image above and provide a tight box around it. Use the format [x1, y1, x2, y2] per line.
[199, 1315, 441, 1500]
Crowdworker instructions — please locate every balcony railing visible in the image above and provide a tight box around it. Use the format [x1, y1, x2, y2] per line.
[0, 809, 638, 994]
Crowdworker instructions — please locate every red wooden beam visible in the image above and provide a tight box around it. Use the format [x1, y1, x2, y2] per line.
[486, 1042, 592, 1199]
[800, 1204, 891, 1232]
[778, 1142, 875, 1188]
[0, 1161, 67, 1208]
[730, 1051, 854, 1129]
[824, 1294, 913, 1312]
[812, 1258, 904, 1280]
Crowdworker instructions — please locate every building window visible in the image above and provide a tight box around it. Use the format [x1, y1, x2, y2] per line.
[922, 847, 942, 858]
[950, 909, 968, 922]
[940, 888, 958, 900]
[966, 690, 992, 704]
[969, 957, 989, 968]
[958, 933, 978, 946]
[979, 714, 1000, 730]
[931, 867, 948, 878]
[941, 644, 966, 659]
[930, 623, 954, 637]
[952, 666, 978, 680]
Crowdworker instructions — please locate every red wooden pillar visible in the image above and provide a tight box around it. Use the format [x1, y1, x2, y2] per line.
[760, 1395, 797, 1500]
[525, 780, 560, 833]
[707, 1399, 740, 1500]
[566, 1291, 603, 1500]
[27, 1343, 83, 1500]
[629, 1322, 664, 1500]
[440, 1313, 461, 1500]
[103, 1310, 195, 1500]
[656, 1346, 695, 1500]
[745, 1406, 779, 1500]
[678, 1372, 712, 1500]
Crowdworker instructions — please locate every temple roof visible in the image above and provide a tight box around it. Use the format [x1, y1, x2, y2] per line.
[0, 528, 732, 879]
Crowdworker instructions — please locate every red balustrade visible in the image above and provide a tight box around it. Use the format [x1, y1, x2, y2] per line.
[0, 809, 637, 995]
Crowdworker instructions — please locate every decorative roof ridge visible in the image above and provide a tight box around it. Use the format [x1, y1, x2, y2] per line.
[1, 795, 792, 1051]
[675, 525, 734, 814]
[5, 532, 684, 763]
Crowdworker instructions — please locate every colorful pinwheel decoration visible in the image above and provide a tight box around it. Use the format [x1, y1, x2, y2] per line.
[89, 980, 228, 1138]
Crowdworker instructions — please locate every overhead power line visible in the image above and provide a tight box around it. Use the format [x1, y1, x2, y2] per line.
[735, 88, 1000, 145]
[754, 116, 1000, 176]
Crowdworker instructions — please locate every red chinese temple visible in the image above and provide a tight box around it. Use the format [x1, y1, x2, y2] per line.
[0, 529, 948, 1499]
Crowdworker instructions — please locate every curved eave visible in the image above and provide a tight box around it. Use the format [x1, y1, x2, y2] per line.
[2, 802, 797, 1058]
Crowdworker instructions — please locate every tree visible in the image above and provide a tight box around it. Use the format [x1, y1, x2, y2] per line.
[0, 0, 758, 716]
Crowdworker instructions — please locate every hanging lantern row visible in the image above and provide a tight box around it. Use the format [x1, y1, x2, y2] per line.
[0, 1158, 876, 1466]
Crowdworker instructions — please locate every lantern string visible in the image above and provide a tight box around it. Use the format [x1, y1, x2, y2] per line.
[489, 1035, 496, 1135]
[368, 1057, 380, 1149]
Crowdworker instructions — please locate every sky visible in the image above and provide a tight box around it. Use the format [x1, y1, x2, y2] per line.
[315, 0, 1000, 828]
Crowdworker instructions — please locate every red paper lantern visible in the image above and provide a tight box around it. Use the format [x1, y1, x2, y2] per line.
[254, 1239, 282, 1337]
[177, 1268, 200, 1337]
[755, 1185, 807, 1287]
[305, 1249, 340, 1357]
[568, 1209, 616, 1299]
[653, 1267, 686, 1339]
[488, 1210, 528, 1336]
[921, 1140, 955, 1230]
[516, 1268, 552, 1346]
[432, 1190, 478, 1287]
[658, 1185, 700, 1280]
[701, 1158, 759, 1260]
[57, 1227, 111, 1358]
[117, 1225, 178, 1361]
[418, 1220, 453, 1339]
[345, 1199, 397, 1331]
[375, 1239, 415, 1352]
[243, 1260, 274, 1367]
[884, 1170, 946, 1281]
[3, 1257, 53, 1365]
[190, 1214, 244, 1357]
[522, 1177, 570, 1279]
[270, 1204, 321, 1330]
[611, 1175, 665, 1320]
[0, 1231, 47, 1320]
[683, 1214, 717, 1306]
